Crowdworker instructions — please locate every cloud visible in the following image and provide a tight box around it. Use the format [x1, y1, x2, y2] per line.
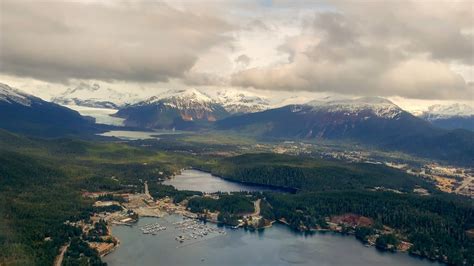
[235, 54, 251, 67]
[0, 0, 233, 83]
[232, 0, 474, 99]
[181, 71, 228, 86]
[1, 0, 472, 101]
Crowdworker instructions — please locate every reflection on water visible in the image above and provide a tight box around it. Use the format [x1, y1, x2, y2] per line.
[104, 216, 441, 266]
[163, 169, 288, 193]
[98, 130, 162, 140]
[98, 129, 185, 140]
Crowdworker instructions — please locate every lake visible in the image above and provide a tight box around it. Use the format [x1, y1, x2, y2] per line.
[98, 130, 184, 140]
[104, 216, 441, 266]
[98, 130, 162, 140]
[162, 169, 290, 193]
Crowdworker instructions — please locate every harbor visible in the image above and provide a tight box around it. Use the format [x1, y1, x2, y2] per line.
[139, 222, 167, 235]
[173, 219, 226, 245]
[137, 217, 227, 247]
[104, 216, 442, 266]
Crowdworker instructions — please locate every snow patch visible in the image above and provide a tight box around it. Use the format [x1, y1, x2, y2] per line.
[420, 103, 474, 120]
[306, 97, 403, 119]
[0, 83, 33, 106]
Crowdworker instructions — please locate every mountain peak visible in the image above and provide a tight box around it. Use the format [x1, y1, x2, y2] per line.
[0, 83, 34, 107]
[214, 89, 270, 114]
[307, 96, 402, 119]
[144, 88, 213, 104]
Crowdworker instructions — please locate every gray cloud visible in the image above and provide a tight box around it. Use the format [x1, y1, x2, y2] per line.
[244, 19, 272, 32]
[235, 54, 251, 67]
[233, 1, 473, 100]
[1, 0, 472, 101]
[0, 0, 233, 83]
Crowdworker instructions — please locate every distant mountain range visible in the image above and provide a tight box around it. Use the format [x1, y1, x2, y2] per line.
[52, 83, 142, 109]
[115, 89, 229, 129]
[2, 82, 473, 165]
[48, 84, 474, 132]
[217, 97, 474, 165]
[114, 88, 270, 129]
[418, 104, 474, 131]
[0, 83, 101, 137]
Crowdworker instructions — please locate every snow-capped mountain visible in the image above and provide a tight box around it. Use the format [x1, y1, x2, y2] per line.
[214, 90, 270, 114]
[307, 97, 403, 119]
[115, 88, 276, 129]
[217, 96, 430, 141]
[217, 96, 474, 164]
[115, 88, 229, 129]
[420, 103, 474, 120]
[419, 103, 474, 131]
[137, 88, 214, 108]
[52, 83, 142, 109]
[0, 83, 34, 106]
[0, 83, 98, 136]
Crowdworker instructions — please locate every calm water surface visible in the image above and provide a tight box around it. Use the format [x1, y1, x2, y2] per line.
[98, 130, 162, 140]
[104, 216, 441, 266]
[98, 130, 184, 140]
[106, 169, 441, 266]
[162, 169, 288, 193]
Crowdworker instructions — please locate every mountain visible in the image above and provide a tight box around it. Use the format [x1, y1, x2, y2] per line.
[0, 83, 100, 137]
[52, 83, 142, 109]
[217, 97, 474, 165]
[213, 89, 270, 114]
[115, 88, 229, 129]
[419, 103, 474, 131]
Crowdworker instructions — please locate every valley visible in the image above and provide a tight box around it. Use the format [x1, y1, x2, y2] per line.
[0, 84, 473, 266]
[1, 2, 473, 265]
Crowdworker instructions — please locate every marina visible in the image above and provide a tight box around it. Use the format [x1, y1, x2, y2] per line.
[139, 222, 167, 235]
[104, 216, 442, 266]
[173, 219, 226, 244]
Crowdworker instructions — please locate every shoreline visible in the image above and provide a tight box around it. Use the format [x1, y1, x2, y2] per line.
[105, 213, 442, 265]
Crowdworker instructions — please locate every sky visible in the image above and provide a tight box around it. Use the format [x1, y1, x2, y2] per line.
[0, 0, 473, 112]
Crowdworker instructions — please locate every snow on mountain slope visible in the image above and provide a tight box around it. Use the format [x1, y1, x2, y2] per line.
[0, 83, 34, 106]
[306, 97, 403, 119]
[214, 89, 270, 114]
[116, 88, 229, 129]
[139, 88, 214, 107]
[134, 88, 270, 114]
[420, 103, 474, 120]
[52, 83, 142, 108]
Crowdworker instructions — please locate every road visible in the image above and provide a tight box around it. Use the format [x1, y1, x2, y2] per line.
[251, 199, 261, 217]
[144, 181, 151, 198]
[455, 176, 474, 194]
[54, 243, 69, 266]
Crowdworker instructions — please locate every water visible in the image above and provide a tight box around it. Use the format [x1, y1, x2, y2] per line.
[106, 170, 441, 266]
[98, 130, 162, 140]
[104, 216, 441, 266]
[162, 169, 288, 193]
[98, 129, 185, 140]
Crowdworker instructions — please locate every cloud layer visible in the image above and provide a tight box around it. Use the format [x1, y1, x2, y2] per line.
[0, 0, 232, 83]
[1, 0, 473, 100]
[232, 1, 473, 99]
